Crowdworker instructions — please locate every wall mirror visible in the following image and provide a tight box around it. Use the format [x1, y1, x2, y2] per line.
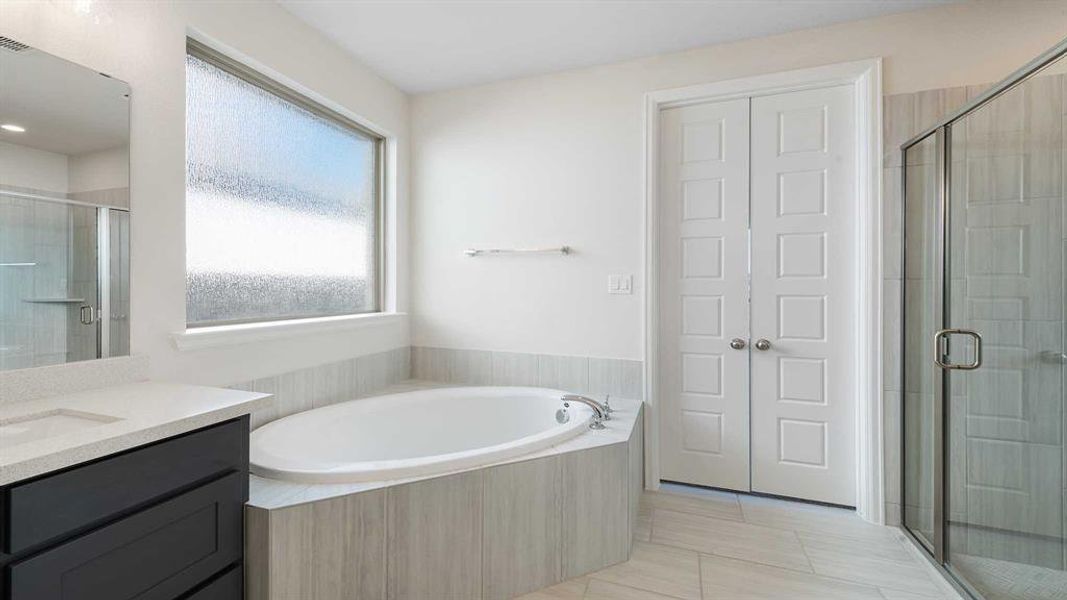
[0, 36, 130, 371]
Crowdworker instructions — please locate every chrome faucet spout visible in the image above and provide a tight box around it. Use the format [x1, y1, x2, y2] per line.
[561, 394, 609, 429]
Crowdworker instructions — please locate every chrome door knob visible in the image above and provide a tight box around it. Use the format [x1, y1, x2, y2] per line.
[754, 339, 772, 351]
[729, 338, 746, 350]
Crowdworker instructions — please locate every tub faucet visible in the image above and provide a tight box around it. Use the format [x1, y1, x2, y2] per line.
[561, 394, 609, 430]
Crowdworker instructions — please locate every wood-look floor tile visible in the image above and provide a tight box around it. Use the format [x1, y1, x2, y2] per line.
[878, 588, 950, 600]
[738, 494, 892, 540]
[517, 576, 589, 600]
[585, 580, 682, 600]
[651, 508, 812, 572]
[641, 489, 743, 521]
[799, 530, 944, 596]
[589, 541, 701, 600]
[634, 504, 652, 542]
[796, 529, 914, 562]
[700, 554, 884, 599]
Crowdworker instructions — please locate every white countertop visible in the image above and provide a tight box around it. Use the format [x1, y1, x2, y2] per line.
[0, 382, 272, 486]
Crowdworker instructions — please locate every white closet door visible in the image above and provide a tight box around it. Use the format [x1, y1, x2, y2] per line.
[749, 85, 857, 506]
[658, 99, 751, 491]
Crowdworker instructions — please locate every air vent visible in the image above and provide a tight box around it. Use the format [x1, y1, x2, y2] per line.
[0, 37, 31, 53]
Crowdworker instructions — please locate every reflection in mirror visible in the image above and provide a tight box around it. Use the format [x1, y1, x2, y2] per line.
[0, 36, 130, 371]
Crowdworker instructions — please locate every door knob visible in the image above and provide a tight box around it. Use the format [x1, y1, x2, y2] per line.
[729, 338, 746, 350]
[754, 339, 771, 351]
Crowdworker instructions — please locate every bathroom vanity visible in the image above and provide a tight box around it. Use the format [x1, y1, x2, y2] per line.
[0, 382, 271, 600]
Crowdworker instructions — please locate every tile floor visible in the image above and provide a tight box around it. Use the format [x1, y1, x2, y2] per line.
[520, 483, 962, 600]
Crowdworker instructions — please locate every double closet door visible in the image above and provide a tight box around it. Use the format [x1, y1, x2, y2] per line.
[657, 84, 857, 506]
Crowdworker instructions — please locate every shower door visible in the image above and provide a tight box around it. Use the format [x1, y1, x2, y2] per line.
[902, 40, 1067, 600]
[941, 60, 1066, 599]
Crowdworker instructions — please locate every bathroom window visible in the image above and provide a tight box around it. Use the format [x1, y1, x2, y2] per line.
[184, 40, 382, 326]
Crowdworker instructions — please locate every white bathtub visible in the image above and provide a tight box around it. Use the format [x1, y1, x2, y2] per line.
[249, 386, 592, 483]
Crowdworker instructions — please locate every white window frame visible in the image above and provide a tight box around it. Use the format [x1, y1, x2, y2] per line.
[173, 37, 402, 350]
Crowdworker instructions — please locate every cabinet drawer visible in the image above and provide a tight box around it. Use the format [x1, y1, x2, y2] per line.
[7, 471, 244, 600]
[186, 565, 242, 600]
[2, 416, 247, 554]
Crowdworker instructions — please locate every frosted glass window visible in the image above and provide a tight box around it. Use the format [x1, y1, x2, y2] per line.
[185, 47, 380, 326]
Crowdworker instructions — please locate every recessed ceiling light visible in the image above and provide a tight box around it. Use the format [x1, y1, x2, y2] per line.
[1, 124, 26, 133]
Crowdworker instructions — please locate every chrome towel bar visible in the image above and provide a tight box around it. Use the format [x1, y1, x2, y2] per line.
[464, 246, 571, 257]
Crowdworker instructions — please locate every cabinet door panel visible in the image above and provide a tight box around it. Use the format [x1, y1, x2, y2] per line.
[8, 472, 243, 600]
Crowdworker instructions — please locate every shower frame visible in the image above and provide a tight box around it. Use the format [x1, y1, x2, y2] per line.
[0, 187, 129, 364]
[898, 36, 1067, 599]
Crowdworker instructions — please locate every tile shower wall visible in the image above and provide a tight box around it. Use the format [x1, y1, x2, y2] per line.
[882, 85, 976, 526]
[229, 346, 411, 429]
[881, 76, 1067, 562]
[0, 198, 78, 370]
[411, 347, 644, 400]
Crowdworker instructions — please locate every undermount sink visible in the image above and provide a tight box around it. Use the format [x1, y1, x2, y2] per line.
[0, 409, 121, 449]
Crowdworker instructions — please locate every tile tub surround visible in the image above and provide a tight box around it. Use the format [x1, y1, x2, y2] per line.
[412, 346, 643, 400]
[228, 346, 410, 429]
[245, 398, 644, 600]
[0, 381, 271, 485]
[0, 354, 149, 405]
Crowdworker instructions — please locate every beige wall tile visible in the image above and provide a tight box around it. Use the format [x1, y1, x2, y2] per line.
[483, 456, 563, 600]
[266, 490, 387, 600]
[562, 442, 631, 577]
[387, 471, 483, 599]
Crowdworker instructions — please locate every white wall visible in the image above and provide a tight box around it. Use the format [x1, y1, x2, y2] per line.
[68, 145, 128, 193]
[0, 141, 69, 193]
[3, 0, 411, 385]
[411, 0, 1067, 360]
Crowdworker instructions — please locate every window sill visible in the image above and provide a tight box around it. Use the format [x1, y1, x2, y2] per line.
[171, 312, 407, 351]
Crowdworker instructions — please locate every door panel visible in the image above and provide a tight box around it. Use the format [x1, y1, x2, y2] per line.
[749, 85, 857, 506]
[658, 98, 751, 491]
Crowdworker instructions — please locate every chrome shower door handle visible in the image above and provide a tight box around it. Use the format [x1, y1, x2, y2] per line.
[933, 328, 982, 370]
[79, 305, 95, 325]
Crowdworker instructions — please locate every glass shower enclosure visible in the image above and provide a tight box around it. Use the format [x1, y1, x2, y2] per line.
[901, 39, 1067, 599]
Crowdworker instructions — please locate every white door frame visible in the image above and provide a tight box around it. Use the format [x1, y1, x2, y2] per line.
[642, 59, 885, 523]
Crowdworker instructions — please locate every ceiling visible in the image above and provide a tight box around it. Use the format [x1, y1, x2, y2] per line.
[278, 0, 958, 94]
[0, 43, 129, 155]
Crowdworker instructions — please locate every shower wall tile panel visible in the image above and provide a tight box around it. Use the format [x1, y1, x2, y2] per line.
[0, 198, 72, 370]
[889, 75, 1067, 557]
[883, 85, 971, 521]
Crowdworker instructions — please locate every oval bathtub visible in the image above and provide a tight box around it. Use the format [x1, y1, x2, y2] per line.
[249, 386, 592, 483]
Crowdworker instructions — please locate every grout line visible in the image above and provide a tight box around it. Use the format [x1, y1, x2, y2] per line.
[587, 576, 695, 600]
[792, 529, 816, 573]
[696, 553, 705, 600]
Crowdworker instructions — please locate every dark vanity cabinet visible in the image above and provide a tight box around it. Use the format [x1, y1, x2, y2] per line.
[0, 416, 249, 600]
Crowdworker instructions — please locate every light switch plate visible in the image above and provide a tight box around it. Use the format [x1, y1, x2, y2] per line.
[608, 275, 633, 295]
